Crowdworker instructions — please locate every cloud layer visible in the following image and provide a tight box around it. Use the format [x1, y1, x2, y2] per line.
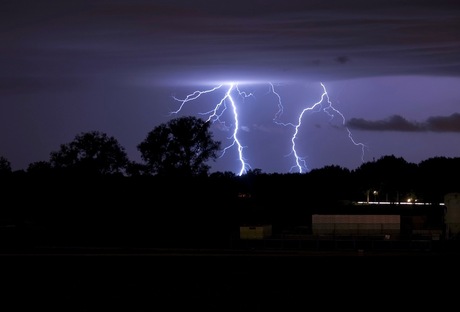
[347, 113, 460, 132]
[2, 0, 460, 89]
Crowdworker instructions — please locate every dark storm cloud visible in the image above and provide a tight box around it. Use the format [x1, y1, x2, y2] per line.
[425, 113, 460, 132]
[346, 113, 460, 132]
[2, 0, 460, 89]
[346, 115, 423, 132]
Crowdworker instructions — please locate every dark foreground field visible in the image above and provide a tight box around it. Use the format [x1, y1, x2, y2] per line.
[2, 247, 460, 311]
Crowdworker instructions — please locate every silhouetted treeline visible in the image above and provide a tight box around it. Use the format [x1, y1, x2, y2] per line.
[0, 154, 459, 249]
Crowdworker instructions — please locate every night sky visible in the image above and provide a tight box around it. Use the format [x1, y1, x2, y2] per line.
[2, 0, 460, 174]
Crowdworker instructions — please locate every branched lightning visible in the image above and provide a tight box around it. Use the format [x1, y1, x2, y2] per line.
[268, 82, 284, 122]
[171, 82, 366, 175]
[172, 83, 252, 176]
[273, 82, 366, 173]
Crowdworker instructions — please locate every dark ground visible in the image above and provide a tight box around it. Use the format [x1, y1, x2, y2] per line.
[2, 247, 459, 311]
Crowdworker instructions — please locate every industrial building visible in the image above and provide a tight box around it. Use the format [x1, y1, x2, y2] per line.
[312, 214, 400, 238]
[239, 198, 451, 241]
[444, 193, 460, 239]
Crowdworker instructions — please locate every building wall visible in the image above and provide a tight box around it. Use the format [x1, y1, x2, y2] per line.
[445, 193, 460, 238]
[240, 225, 272, 240]
[312, 214, 400, 237]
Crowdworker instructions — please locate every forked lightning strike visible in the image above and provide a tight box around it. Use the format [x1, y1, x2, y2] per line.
[171, 82, 366, 175]
[275, 83, 366, 173]
[172, 83, 251, 176]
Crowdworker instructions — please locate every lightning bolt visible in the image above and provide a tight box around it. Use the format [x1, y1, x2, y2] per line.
[268, 82, 284, 122]
[171, 82, 366, 176]
[171, 83, 252, 176]
[274, 82, 366, 173]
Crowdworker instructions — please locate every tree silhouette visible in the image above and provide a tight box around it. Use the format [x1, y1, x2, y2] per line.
[307, 165, 353, 202]
[0, 156, 12, 175]
[138, 116, 221, 177]
[27, 161, 54, 176]
[353, 155, 417, 202]
[50, 131, 129, 175]
[417, 156, 460, 203]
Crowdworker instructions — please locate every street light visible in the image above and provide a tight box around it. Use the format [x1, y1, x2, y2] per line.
[407, 197, 417, 204]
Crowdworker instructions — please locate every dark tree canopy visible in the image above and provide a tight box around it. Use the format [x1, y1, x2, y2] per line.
[0, 156, 12, 175]
[138, 116, 221, 177]
[27, 161, 53, 175]
[354, 154, 418, 202]
[50, 131, 129, 175]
